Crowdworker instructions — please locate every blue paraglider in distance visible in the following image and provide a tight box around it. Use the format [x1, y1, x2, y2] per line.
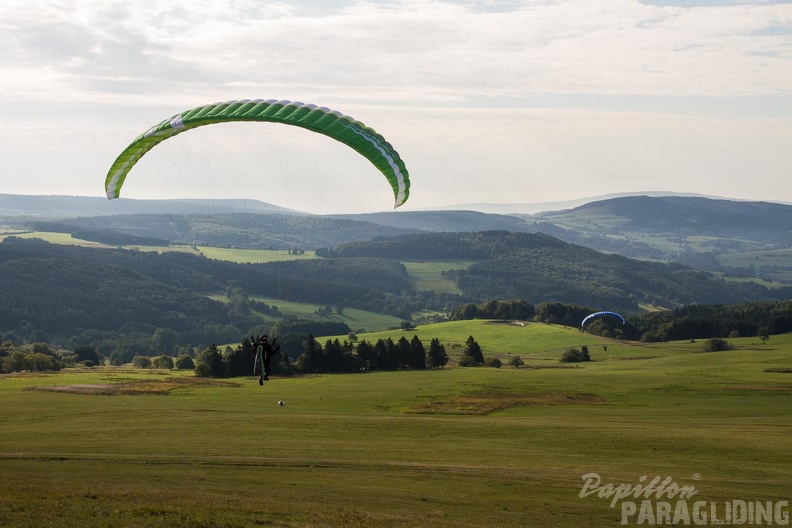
[580, 311, 626, 328]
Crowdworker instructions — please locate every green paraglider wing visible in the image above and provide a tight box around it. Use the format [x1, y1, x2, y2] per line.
[105, 99, 410, 208]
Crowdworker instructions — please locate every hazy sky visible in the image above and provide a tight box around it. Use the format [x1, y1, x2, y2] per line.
[1, 0, 790, 213]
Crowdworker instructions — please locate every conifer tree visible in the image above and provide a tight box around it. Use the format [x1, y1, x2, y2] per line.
[197, 344, 225, 377]
[396, 336, 411, 369]
[463, 335, 484, 364]
[409, 335, 427, 369]
[427, 338, 448, 368]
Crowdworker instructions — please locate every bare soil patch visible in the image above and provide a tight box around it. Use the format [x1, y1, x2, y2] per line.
[28, 377, 241, 396]
[723, 385, 792, 392]
[407, 391, 606, 415]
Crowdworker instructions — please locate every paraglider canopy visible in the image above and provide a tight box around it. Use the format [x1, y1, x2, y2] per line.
[104, 99, 410, 209]
[580, 311, 625, 328]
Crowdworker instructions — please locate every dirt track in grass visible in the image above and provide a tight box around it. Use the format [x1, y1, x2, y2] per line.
[407, 391, 606, 415]
[27, 377, 241, 395]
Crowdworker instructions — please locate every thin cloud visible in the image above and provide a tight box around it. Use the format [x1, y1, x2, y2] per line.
[1, 0, 789, 102]
[0, 0, 790, 209]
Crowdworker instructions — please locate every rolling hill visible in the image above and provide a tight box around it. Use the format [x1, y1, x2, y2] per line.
[0, 194, 297, 218]
[2, 227, 792, 351]
[530, 195, 792, 258]
[4, 194, 790, 276]
[319, 231, 792, 311]
[36, 213, 419, 250]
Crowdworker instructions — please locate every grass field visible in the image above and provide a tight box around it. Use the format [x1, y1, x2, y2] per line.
[0, 231, 204, 255]
[2, 321, 790, 527]
[197, 246, 317, 263]
[251, 294, 407, 333]
[718, 248, 792, 284]
[207, 293, 408, 333]
[0, 231, 111, 248]
[400, 260, 475, 294]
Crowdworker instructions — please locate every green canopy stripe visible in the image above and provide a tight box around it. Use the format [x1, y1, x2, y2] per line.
[105, 99, 410, 208]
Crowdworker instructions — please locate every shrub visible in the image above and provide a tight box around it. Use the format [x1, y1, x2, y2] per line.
[3, 351, 28, 372]
[485, 357, 502, 368]
[175, 354, 195, 370]
[27, 352, 60, 371]
[74, 345, 101, 365]
[458, 355, 478, 367]
[132, 356, 152, 368]
[702, 338, 733, 352]
[508, 355, 524, 368]
[194, 363, 212, 377]
[152, 355, 174, 369]
[560, 347, 590, 363]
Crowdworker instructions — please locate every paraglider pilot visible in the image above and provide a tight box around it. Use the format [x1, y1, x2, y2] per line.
[253, 334, 280, 385]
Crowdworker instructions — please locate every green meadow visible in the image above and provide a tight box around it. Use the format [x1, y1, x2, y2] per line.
[0, 231, 110, 248]
[207, 292, 409, 332]
[197, 246, 317, 263]
[400, 260, 475, 294]
[718, 248, 792, 284]
[2, 321, 791, 527]
[0, 231, 202, 255]
[251, 295, 408, 332]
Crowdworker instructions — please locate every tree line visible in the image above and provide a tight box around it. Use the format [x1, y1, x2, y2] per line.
[629, 301, 792, 342]
[448, 298, 792, 342]
[191, 334, 451, 378]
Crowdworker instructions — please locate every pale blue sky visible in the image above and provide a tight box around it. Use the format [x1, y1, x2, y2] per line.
[0, 0, 790, 213]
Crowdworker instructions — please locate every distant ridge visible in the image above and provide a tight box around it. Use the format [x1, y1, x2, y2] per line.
[328, 209, 532, 232]
[4, 192, 790, 220]
[535, 195, 792, 238]
[429, 191, 785, 215]
[3, 193, 792, 266]
[0, 194, 300, 218]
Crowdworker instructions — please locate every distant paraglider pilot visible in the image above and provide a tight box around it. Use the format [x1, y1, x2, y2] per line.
[253, 334, 280, 385]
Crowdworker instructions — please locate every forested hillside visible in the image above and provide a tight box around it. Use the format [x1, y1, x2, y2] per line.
[329, 210, 534, 233]
[32, 213, 418, 250]
[0, 238, 234, 351]
[320, 231, 792, 310]
[3, 230, 792, 360]
[0, 237, 418, 349]
[317, 230, 566, 259]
